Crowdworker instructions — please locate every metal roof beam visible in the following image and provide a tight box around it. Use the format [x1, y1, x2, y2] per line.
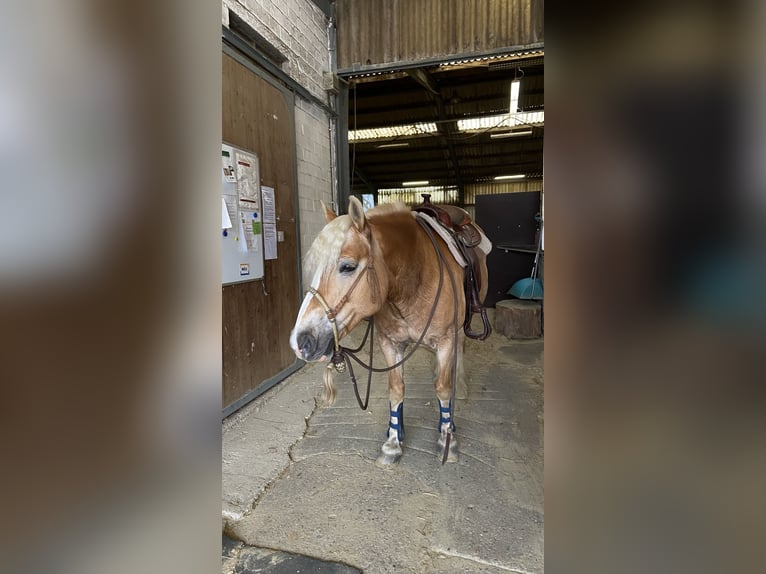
[406, 67, 466, 203]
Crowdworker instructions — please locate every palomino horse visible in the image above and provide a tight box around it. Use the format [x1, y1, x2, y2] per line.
[289, 197, 490, 464]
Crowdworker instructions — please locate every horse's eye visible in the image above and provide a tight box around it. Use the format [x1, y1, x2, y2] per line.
[339, 261, 357, 274]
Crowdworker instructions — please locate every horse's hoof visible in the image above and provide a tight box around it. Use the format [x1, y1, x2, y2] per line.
[438, 433, 459, 463]
[376, 436, 402, 466]
[376, 451, 402, 466]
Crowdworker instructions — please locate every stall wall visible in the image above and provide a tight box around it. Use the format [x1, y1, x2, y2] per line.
[222, 0, 334, 412]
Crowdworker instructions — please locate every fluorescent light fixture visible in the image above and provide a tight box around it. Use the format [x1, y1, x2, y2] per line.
[376, 142, 410, 149]
[349, 122, 438, 142]
[494, 174, 525, 180]
[379, 185, 450, 196]
[510, 80, 520, 113]
[457, 110, 544, 132]
[490, 129, 533, 139]
[403, 180, 429, 186]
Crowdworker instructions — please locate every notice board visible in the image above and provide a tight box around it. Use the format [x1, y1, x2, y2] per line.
[222, 143, 264, 284]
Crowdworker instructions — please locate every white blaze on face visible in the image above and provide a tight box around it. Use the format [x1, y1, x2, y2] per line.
[290, 215, 352, 359]
[289, 267, 324, 355]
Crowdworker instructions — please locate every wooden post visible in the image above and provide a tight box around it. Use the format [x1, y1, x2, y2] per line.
[495, 299, 542, 339]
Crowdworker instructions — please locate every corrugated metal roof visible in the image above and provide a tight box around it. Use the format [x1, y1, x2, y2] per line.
[335, 0, 544, 73]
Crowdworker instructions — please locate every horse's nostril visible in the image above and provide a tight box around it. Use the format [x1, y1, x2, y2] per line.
[297, 332, 316, 358]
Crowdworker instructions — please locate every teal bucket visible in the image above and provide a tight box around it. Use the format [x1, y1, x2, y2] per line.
[508, 277, 543, 300]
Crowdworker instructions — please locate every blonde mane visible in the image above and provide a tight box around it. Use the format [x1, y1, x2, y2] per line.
[365, 202, 410, 218]
[303, 202, 411, 285]
[303, 214, 352, 286]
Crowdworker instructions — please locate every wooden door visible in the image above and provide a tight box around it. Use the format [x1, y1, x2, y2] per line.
[222, 51, 300, 412]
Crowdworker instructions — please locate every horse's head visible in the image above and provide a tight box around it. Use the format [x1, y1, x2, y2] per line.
[290, 197, 389, 362]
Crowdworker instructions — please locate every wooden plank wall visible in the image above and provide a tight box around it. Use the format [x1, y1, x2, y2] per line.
[336, 0, 544, 71]
[222, 53, 300, 409]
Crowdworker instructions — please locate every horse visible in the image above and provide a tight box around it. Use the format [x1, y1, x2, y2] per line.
[289, 196, 490, 464]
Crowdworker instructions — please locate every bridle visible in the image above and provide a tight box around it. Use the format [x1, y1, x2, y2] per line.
[308, 267, 370, 359]
[305, 227, 381, 364]
[306, 218, 460, 463]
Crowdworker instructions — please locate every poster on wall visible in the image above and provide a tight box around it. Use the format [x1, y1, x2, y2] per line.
[222, 143, 264, 284]
[235, 152, 259, 203]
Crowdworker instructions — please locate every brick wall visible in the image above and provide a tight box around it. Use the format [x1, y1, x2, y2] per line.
[294, 98, 333, 266]
[222, 0, 329, 102]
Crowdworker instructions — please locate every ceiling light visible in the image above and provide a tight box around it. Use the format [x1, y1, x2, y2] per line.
[510, 80, 520, 113]
[403, 180, 429, 186]
[349, 122, 438, 142]
[490, 129, 533, 139]
[377, 142, 410, 149]
[494, 174, 525, 180]
[457, 110, 543, 132]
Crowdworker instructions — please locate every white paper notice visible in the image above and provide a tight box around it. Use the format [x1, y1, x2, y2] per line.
[222, 197, 232, 229]
[236, 218, 248, 253]
[223, 195, 238, 226]
[261, 186, 276, 223]
[236, 152, 259, 202]
[240, 209, 262, 253]
[264, 223, 278, 260]
[222, 153, 236, 183]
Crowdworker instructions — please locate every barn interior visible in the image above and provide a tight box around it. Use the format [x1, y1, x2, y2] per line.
[222, 2, 544, 572]
[341, 51, 545, 307]
[344, 52, 544, 208]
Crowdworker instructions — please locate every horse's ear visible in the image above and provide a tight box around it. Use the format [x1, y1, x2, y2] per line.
[320, 201, 337, 223]
[348, 196, 366, 232]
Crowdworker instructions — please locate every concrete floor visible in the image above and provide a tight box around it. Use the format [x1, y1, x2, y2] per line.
[223, 310, 543, 574]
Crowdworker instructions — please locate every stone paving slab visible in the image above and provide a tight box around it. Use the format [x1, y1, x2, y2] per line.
[223, 534, 362, 574]
[222, 365, 322, 523]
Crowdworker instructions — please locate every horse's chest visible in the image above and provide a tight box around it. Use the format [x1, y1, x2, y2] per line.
[376, 303, 428, 344]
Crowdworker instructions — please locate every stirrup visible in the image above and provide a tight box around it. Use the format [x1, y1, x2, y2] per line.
[464, 307, 491, 340]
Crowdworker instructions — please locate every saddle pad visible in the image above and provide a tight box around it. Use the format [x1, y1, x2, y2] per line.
[414, 212, 492, 267]
[415, 212, 467, 266]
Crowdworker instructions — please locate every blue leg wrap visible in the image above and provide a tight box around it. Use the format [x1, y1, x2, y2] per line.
[439, 404, 456, 432]
[388, 402, 404, 442]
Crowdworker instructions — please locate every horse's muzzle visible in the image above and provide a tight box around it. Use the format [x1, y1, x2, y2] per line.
[295, 329, 334, 362]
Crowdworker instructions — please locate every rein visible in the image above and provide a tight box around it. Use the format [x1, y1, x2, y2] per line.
[335, 218, 445, 410]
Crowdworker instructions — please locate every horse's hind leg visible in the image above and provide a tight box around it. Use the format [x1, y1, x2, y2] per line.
[434, 335, 462, 463]
[376, 336, 406, 465]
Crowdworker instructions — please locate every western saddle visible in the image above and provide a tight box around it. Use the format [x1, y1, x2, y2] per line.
[413, 194, 491, 340]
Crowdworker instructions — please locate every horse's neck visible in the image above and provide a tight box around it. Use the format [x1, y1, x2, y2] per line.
[370, 215, 424, 305]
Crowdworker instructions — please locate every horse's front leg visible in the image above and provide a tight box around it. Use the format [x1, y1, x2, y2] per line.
[434, 334, 463, 463]
[376, 336, 406, 465]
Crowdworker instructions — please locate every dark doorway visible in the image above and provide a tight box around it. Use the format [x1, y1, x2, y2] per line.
[475, 192, 541, 307]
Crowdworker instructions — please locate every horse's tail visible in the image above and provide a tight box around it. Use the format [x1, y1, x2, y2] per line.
[322, 364, 337, 405]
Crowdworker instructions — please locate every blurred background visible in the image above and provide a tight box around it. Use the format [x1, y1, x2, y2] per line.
[0, 1, 764, 573]
[545, 1, 766, 572]
[0, 1, 221, 573]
